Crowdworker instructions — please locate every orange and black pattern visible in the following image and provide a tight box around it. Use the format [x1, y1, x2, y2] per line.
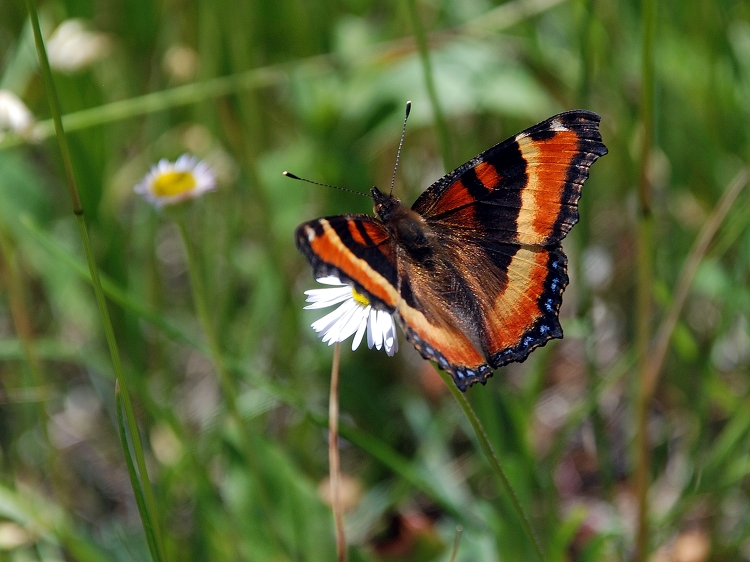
[296, 215, 399, 310]
[296, 110, 607, 391]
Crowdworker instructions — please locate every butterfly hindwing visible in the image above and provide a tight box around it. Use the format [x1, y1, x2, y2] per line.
[295, 215, 399, 311]
[479, 244, 568, 368]
[392, 227, 569, 389]
[391, 241, 494, 390]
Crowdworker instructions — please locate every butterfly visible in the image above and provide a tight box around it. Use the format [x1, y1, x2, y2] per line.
[295, 110, 607, 391]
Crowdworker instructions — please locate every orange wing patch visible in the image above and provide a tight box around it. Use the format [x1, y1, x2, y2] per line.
[515, 130, 580, 244]
[307, 220, 398, 307]
[299, 218, 399, 309]
[396, 300, 493, 390]
[483, 247, 549, 350]
[474, 161, 500, 189]
[347, 219, 390, 247]
[483, 246, 567, 368]
[424, 179, 474, 216]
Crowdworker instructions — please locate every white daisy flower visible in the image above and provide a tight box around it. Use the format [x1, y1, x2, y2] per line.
[304, 276, 398, 356]
[0, 90, 35, 138]
[134, 154, 216, 208]
[47, 19, 111, 73]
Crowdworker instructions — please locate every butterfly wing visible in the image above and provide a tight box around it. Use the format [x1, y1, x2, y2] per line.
[391, 242, 497, 391]
[392, 234, 568, 390]
[455, 237, 569, 370]
[412, 110, 607, 244]
[295, 215, 399, 311]
[397, 111, 606, 388]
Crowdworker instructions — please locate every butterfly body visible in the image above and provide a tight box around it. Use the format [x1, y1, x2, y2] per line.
[371, 187, 434, 262]
[297, 110, 607, 390]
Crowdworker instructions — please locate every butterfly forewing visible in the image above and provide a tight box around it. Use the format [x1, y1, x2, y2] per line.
[412, 110, 607, 246]
[295, 215, 399, 311]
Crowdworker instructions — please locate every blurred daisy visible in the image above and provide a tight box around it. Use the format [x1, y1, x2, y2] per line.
[163, 44, 199, 82]
[0, 90, 34, 138]
[135, 154, 216, 208]
[47, 19, 111, 73]
[305, 276, 398, 356]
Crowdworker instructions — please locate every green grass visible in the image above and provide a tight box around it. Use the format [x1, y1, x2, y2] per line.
[1, 0, 750, 560]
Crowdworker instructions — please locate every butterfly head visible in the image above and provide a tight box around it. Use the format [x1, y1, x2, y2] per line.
[371, 186, 402, 221]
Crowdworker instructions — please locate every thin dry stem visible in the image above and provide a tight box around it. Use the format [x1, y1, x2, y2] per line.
[449, 526, 463, 562]
[642, 168, 748, 398]
[635, 167, 748, 560]
[329, 343, 346, 562]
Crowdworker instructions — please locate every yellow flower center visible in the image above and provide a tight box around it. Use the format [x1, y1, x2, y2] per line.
[152, 171, 197, 197]
[351, 288, 370, 307]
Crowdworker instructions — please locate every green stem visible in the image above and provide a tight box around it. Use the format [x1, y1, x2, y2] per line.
[176, 217, 240, 417]
[116, 382, 160, 558]
[2, 0, 567, 152]
[449, 526, 463, 562]
[634, 0, 657, 557]
[175, 216, 285, 552]
[436, 369, 545, 562]
[406, 0, 453, 170]
[23, 2, 166, 560]
[634, 217, 653, 561]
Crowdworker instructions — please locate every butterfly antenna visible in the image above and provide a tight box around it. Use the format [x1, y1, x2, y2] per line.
[390, 100, 411, 196]
[282, 171, 371, 198]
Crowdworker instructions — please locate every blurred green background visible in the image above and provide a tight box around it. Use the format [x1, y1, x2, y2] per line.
[1, 0, 750, 560]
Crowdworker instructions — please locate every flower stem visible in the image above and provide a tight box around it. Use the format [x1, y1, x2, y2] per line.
[449, 526, 463, 562]
[23, 1, 166, 560]
[115, 382, 161, 559]
[436, 368, 545, 562]
[0, 229, 64, 496]
[176, 218, 240, 417]
[175, 216, 285, 552]
[329, 343, 347, 562]
[634, 0, 657, 557]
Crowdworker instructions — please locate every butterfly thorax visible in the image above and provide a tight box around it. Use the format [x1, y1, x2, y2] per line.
[371, 187, 434, 262]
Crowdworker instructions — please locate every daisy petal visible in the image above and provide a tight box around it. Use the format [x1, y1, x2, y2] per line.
[335, 303, 368, 344]
[322, 299, 362, 344]
[316, 276, 346, 286]
[304, 286, 353, 309]
[352, 305, 371, 351]
[311, 299, 356, 335]
[366, 308, 377, 349]
[303, 277, 398, 357]
[371, 310, 384, 350]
